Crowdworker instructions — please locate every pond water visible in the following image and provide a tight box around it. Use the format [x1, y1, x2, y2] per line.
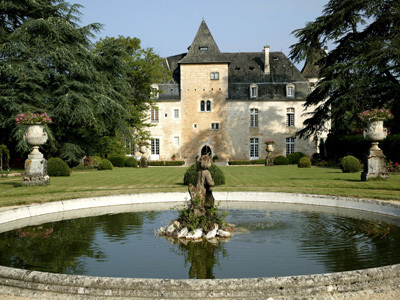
[1, 202, 400, 279]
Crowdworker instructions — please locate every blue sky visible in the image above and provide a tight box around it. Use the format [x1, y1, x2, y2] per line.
[74, 0, 329, 68]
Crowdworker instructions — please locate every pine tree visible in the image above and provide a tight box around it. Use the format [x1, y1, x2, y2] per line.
[290, 0, 400, 136]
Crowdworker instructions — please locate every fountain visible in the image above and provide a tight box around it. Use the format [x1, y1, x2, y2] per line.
[158, 155, 235, 240]
[1, 193, 400, 299]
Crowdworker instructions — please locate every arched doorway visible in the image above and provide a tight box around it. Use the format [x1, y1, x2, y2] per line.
[201, 145, 212, 156]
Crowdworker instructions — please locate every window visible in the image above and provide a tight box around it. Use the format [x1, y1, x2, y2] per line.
[174, 109, 179, 118]
[286, 137, 295, 155]
[151, 138, 160, 155]
[211, 122, 220, 130]
[200, 101, 205, 112]
[286, 108, 295, 127]
[250, 84, 258, 98]
[210, 72, 219, 80]
[206, 100, 211, 112]
[250, 108, 258, 127]
[250, 138, 259, 160]
[150, 106, 159, 123]
[173, 136, 179, 146]
[286, 84, 295, 98]
[199, 46, 208, 51]
[150, 84, 159, 99]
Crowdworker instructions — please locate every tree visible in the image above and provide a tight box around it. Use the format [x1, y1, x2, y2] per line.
[0, 1, 170, 165]
[290, 0, 400, 136]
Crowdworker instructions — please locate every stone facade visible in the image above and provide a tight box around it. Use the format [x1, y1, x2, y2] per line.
[146, 20, 329, 163]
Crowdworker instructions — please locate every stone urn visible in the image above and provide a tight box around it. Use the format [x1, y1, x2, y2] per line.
[266, 144, 275, 152]
[265, 144, 275, 166]
[363, 120, 387, 150]
[22, 124, 50, 186]
[361, 120, 388, 181]
[24, 124, 48, 156]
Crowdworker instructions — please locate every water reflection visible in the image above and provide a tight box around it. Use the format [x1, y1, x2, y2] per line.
[1, 207, 400, 279]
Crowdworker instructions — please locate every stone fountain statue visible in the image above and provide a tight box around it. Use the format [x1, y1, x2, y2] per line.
[188, 155, 215, 217]
[158, 155, 234, 240]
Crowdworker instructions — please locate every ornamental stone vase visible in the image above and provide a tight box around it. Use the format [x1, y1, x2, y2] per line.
[361, 120, 388, 181]
[265, 144, 275, 166]
[22, 124, 50, 186]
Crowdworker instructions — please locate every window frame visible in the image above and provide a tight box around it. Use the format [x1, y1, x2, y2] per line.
[286, 107, 295, 127]
[150, 106, 159, 123]
[174, 109, 179, 119]
[151, 138, 160, 155]
[206, 100, 211, 112]
[211, 122, 220, 130]
[286, 83, 295, 98]
[250, 108, 259, 128]
[286, 137, 295, 155]
[173, 136, 180, 146]
[210, 72, 219, 80]
[250, 138, 259, 160]
[250, 83, 258, 99]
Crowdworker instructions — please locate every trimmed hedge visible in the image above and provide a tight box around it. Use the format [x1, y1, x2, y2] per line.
[125, 157, 138, 168]
[287, 152, 306, 164]
[273, 155, 289, 165]
[228, 159, 265, 165]
[340, 155, 361, 173]
[108, 155, 126, 168]
[147, 160, 185, 166]
[97, 159, 113, 170]
[183, 163, 225, 186]
[47, 158, 71, 177]
[298, 157, 311, 168]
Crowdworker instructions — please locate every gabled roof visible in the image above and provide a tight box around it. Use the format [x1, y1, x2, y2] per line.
[179, 20, 230, 64]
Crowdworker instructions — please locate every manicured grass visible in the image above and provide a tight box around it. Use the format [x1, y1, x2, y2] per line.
[0, 165, 399, 208]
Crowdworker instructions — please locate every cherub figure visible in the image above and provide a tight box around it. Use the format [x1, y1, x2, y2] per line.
[188, 155, 215, 216]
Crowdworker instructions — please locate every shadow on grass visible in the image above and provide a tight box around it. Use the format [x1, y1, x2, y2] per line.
[0, 181, 22, 187]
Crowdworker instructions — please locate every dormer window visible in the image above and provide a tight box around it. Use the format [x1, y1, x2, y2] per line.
[286, 83, 295, 98]
[250, 83, 258, 99]
[199, 47, 208, 51]
[150, 84, 159, 99]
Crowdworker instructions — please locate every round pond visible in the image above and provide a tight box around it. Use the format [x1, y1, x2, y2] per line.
[2, 201, 400, 279]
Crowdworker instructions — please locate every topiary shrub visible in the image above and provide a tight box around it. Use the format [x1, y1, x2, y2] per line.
[47, 158, 71, 177]
[183, 163, 225, 186]
[125, 157, 138, 167]
[298, 157, 312, 168]
[108, 155, 126, 168]
[287, 152, 307, 164]
[340, 155, 361, 173]
[92, 156, 102, 167]
[273, 155, 289, 165]
[97, 159, 113, 170]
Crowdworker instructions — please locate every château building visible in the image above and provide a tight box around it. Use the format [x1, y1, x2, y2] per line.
[146, 20, 329, 163]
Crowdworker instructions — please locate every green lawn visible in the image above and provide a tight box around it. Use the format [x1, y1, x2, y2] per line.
[1, 165, 399, 207]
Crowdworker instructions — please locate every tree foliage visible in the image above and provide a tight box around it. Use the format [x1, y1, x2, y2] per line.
[290, 0, 400, 136]
[0, 0, 170, 162]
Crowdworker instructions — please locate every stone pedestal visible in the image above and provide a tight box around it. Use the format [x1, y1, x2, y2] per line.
[361, 147, 388, 181]
[265, 144, 274, 166]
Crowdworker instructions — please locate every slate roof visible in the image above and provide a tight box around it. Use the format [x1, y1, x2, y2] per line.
[159, 20, 312, 100]
[178, 20, 230, 65]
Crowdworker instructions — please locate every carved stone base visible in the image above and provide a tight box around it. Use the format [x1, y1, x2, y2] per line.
[22, 155, 50, 186]
[361, 148, 388, 181]
[140, 157, 148, 168]
[265, 153, 274, 166]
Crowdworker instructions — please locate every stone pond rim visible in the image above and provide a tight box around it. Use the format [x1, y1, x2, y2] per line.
[1, 192, 400, 299]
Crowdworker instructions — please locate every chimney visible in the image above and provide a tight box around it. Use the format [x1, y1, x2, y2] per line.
[264, 46, 270, 75]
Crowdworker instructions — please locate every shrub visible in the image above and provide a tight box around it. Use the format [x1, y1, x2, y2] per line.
[183, 163, 225, 186]
[228, 159, 265, 165]
[298, 157, 311, 168]
[47, 158, 71, 177]
[164, 160, 185, 166]
[273, 155, 289, 165]
[97, 159, 113, 170]
[108, 155, 126, 168]
[340, 155, 361, 173]
[92, 156, 102, 167]
[125, 157, 138, 168]
[287, 152, 306, 164]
